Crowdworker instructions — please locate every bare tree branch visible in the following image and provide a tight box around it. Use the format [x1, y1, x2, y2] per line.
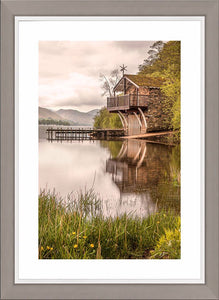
[99, 69, 119, 97]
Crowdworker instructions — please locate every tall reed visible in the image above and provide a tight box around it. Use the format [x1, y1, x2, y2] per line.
[39, 190, 180, 259]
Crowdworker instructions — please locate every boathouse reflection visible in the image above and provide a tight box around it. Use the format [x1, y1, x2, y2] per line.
[104, 139, 180, 215]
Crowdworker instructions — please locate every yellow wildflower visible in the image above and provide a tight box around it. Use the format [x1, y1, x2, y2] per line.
[40, 246, 44, 251]
[83, 236, 87, 239]
[163, 214, 166, 217]
[74, 244, 78, 249]
[50, 247, 53, 251]
[72, 232, 76, 235]
[157, 221, 160, 224]
[47, 246, 50, 250]
[90, 244, 94, 248]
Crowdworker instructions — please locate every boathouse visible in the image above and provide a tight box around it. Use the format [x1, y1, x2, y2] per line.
[107, 74, 168, 135]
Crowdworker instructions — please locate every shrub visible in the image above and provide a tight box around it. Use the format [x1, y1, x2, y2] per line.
[93, 107, 122, 129]
[150, 216, 181, 259]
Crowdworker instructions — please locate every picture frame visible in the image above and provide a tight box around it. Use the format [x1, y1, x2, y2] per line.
[1, 0, 218, 299]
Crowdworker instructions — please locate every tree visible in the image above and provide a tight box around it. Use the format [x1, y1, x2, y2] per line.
[139, 41, 164, 71]
[93, 107, 122, 129]
[138, 41, 181, 141]
[99, 69, 120, 97]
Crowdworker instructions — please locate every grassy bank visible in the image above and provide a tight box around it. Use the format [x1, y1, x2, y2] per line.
[39, 190, 180, 259]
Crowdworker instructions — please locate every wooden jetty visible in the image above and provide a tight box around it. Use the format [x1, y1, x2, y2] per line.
[46, 128, 124, 141]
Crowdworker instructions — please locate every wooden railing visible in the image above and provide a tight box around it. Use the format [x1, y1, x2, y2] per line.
[107, 95, 130, 109]
[129, 95, 150, 107]
[107, 94, 149, 111]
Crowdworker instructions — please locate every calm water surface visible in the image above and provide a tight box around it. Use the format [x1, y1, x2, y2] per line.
[39, 126, 180, 218]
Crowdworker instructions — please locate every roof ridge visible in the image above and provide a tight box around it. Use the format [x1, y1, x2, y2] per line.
[114, 74, 165, 91]
[125, 74, 164, 78]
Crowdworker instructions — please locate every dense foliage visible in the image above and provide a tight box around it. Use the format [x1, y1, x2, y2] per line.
[93, 107, 122, 129]
[39, 190, 180, 259]
[139, 41, 181, 140]
[39, 119, 71, 126]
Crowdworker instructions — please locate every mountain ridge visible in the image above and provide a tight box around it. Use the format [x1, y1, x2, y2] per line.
[39, 107, 64, 120]
[39, 107, 99, 126]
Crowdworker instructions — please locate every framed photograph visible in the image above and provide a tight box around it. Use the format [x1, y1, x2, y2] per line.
[1, 1, 218, 299]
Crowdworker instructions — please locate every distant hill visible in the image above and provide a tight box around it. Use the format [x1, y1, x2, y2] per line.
[56, 109, 99, 126]
[39, 107, 99, 126]
[87, 109, 99, 117]
[39, 107, 64, 121]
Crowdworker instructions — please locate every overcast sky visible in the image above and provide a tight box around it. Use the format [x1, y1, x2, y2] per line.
[39, 41, 154, 112]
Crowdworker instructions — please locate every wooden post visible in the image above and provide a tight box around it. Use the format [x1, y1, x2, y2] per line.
[137, 88, 139, 106]
[124, 77, 126, 95]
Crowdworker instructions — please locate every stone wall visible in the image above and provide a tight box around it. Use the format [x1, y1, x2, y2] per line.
[143, 87, 168, 133]
[126, 85, 138, 94]
[124, 87, 169, 135]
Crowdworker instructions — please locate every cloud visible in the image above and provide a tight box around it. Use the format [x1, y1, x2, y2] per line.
[39, 41, 154, 111]
[39, 72, 104, 108]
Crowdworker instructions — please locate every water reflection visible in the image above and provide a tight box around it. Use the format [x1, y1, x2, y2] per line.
[39, 130, 180, 218]
[102, 139, 180, 213]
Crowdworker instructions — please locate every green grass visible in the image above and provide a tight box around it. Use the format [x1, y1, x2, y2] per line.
[39, 190, 180, 259]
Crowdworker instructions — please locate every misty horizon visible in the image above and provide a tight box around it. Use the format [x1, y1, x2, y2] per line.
[39, 105, 100, 114]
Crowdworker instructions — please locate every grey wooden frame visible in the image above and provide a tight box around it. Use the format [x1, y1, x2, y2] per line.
[1, 0, 218, 299]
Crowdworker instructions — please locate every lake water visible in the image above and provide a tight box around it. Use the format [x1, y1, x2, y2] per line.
[39, 126, 180, 218]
